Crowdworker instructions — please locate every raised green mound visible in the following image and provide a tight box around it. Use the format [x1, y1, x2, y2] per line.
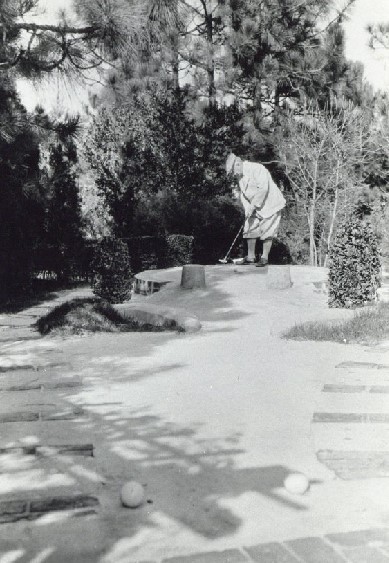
[283, 303, 389, 345]
[36, 298, 177, 335]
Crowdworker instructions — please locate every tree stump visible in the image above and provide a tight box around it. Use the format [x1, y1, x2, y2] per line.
[266, 265, 292, 289]
[181, 265, 206, 289]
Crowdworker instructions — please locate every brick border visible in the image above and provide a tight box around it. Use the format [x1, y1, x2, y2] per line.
[156, 528, 389, 562]
[0, 407, 85, 423]
[0, 495, 99, 524]
[0, 443, 94, 457]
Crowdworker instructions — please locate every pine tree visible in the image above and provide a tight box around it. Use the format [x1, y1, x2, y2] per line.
[0, 0, 153, 78]
[0, 74, 43, 301]
[369, 23, 389, 50]
[306, 22, 373, 109]
[45, 140, 84, 282]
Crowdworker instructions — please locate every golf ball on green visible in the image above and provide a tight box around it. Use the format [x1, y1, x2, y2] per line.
[283, 473, 309, 495]
[120, 481, 145, 508]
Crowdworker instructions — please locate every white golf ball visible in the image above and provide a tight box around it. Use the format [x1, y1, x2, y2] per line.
[120, 481, 145, 508]
[283, 473, 310, 495]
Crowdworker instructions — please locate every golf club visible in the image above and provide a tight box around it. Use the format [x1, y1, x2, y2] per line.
[218, 225, 244, 264]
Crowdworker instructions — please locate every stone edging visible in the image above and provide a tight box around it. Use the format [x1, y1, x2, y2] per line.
[157, 528, 389, 562]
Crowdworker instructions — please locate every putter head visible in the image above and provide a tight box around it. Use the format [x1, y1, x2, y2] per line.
[218, 258, 232, 264]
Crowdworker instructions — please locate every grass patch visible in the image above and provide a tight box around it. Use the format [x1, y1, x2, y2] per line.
[283, 302, 389, 345]
[36, 298, 178, 335]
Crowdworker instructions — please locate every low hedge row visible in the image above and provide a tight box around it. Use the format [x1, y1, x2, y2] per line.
[124, 234, 194, 273]
[32, 235, 194, 282]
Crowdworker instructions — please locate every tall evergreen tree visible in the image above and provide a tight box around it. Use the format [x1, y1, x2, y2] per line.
[0, 74, 43, 300]
[44, 139, 84, 281]
[305, 21, 373, 108]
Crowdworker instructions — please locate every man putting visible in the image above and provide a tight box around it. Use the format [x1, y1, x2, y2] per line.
[226, 153, 286, 267]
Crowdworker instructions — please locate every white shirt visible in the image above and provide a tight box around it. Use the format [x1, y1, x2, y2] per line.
[238, 161, 286, 219]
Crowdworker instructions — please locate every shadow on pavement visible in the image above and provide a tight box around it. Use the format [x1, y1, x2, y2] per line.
[141, 266, 253, 327]
[0, 385, 319, 561]
[0, 273, 316, 561]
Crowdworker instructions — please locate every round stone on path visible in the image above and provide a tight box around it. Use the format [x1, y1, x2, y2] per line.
[283, 473, 310, 495]
[180, 317, 201, 333]
[120, 481, 145, 508]
[181, 265, 206, 289]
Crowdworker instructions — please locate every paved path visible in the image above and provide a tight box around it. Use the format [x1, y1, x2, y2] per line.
[1, 268, 389, 561]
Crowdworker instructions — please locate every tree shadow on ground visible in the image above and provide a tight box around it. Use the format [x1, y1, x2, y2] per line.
[0, 386, 321, 562]
[0, 272, 318, 561]
[144, 267, 254, 327]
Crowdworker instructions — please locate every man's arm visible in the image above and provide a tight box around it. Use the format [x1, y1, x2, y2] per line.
[245, 164, 270, 212]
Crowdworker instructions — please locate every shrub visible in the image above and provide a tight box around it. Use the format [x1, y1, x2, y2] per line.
[276, 206, 309, 265]
[190, 196, 243, 264]
[166, 235, 194, 266]
[125, 236, 168, 273]
[133, 191, 243, 265]
[92, 237, 132, 303]
[328, 216, 381, 308]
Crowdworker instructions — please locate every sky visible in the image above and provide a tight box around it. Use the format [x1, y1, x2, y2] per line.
[16, 0, 389, 114]
[342, 0, 389, 90]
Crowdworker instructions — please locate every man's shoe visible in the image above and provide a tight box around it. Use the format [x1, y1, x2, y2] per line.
[256, 257, 269, 267]
[234, 256, 256, 265]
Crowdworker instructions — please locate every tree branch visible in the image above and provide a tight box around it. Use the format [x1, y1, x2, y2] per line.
[178, 0, 203, 18]
[11, 22, 95, 35]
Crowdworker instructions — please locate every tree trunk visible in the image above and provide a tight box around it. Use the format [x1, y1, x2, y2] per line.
[308, 202, 317, 266]
[324, 189, 339, 268]
[324, 162, 340, 267]
[309, 150, 322, 267]
[205, 4, 216, 105]
[171, 31, 180, 90]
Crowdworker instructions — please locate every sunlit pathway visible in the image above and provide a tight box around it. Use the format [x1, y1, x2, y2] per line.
[2, 268, 389, 561]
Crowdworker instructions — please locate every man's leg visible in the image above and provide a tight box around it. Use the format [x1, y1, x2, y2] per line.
[256, 212, 282, 266]
[247, 238, 256, 262]
[256, 238, 272, 267]
[261, 238, 272, 261]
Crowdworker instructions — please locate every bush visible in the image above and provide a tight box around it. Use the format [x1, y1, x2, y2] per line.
[133, 191, 243, 265]
[166, 235, 194, 266]
[191, 196, 243, 264]
[276, 205, 309, 265]
[125, 236, 168, 273]
[328, 216, 381, 308]
[92, 237, 132, 303]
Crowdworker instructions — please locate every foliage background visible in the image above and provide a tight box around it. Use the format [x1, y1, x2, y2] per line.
[0, 0, 389, 305]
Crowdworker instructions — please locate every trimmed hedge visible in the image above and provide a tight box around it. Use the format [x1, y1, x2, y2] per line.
[124, 235, 194, 272]
[328, 216, 381, 308]
[32, 235, 195, 287]
[125, 236, 167, 273]
[92, 237, 132, 303]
